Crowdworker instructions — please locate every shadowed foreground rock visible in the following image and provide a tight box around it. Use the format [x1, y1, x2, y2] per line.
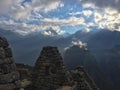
[32, 46, 99, 90]
[0, 36, 22, 90]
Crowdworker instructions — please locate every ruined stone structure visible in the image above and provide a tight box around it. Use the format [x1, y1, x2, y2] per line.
[71, 66, 99, 90]
[0, 36, 98, 90]
[0, 36, 22, 90]
[32, 46, 73, 90]
[32, 46, 99, 90]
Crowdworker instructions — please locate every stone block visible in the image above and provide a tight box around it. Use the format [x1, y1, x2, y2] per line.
[0, 48, 5, 59]
[4, 48, 12, 57]
[0, 71, 19, 84]
[0, 83, 15, 90]
[0, 37, 9, 48]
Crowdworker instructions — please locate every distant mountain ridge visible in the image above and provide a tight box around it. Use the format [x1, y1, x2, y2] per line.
[64, 45, 113, 90]
[1, 29, 120, 64]
[98, 45, 120, 90]
[1, 28, 120, 90]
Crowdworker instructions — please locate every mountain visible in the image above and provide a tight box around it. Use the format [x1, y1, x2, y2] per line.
[98, 45, 120, 90]
[1, 28, 120, 90]
[1, 28, 120, 64]
[64, 45, 113, 90]
[73, 29, 120, 52]
[0, 29, 67, 65]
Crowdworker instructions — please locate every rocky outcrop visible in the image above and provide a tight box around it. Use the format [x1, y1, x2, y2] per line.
[32, 46, 99, 90]
[0, 36, 22, 90]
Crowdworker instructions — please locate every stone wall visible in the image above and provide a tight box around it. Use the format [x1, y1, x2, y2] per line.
[0, 36, 22, 90]
[71, 66, 99, 90]
[32, 46, 73, 90]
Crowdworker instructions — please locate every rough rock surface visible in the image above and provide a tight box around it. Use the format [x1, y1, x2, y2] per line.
[0, 36, 22, 90]
[71, 66, 99, 90]
[32, 46, 73, 90]
[32, 46, 99, 90]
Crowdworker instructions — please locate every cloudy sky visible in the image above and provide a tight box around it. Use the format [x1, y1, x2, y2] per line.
[0, 0, 120, 36]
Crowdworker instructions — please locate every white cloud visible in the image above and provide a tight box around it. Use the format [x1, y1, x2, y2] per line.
[68, 10, 93, 17]
[86, 22, 95, 27]
[0, 0, 22, 14]
[82, 3, 95, 8]
[69, 12, 81, 16]
[0, 0, 120, 36]
[0, 14, 86, 35]
[81, 0, 120, 31]
[0, 0, 66, 35]
[42, 16, 85, 26]
[82, 10, 93, 17]
[9, 5, 31, 21]
[81, 0, 120, 12]
[42, 26, 64, 36]
[71, 40, 87, 48]
[31, 0, 63, 13]
[84, 28, 91, 32]
[64, 39, 87, 50]
[94, 7, 120, 31]
[0, 19, 65, 35]
[43, 31, 53, 36]
[0, 0, 31, 21]
[0, 0, 63, 21]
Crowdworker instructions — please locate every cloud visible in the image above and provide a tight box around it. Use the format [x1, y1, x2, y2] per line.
[42, 27, 65, 36]
[31, 0, 64, 13]
[10, 4, 32, 21]
[0, 14, 86, 35]
[0, 0, 66, 35]
[42, 16, 85, 26]
[84, 28, 91, 33]
[93, 7, 120, 31]
[0, 0, 22, 14]
[0, 0, 63, 20]
[68, 10, 93, 17]
[0, 19, 65, 35]
[82, 10, 93, 17]
[80, 0, 120, 31]
[0, 0, 120, 36]
[64, 39, 87, 50]
[71, 40, 87, 48]
[74, 0, 120, 31]
[68, 12, 81, 16]
[82, 3, 95, 8]
[82, 0, 120, 12]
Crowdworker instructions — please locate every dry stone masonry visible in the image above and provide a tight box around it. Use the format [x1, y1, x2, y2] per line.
[32, 46, 99, 90]
[32, 46, 73, 90]
[0, 36, 22, 90]
[71, 66, 99, 90]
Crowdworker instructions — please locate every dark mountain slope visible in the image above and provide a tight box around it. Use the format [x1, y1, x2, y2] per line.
[64, 45, 113, 90]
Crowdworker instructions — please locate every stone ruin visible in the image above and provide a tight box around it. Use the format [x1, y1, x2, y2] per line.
[0, 36, 22, 90]
[0, 36, 98, 90]
[32, 46, 73, 90]
[32, 46, 99, 90]
[71, 66, 99, 90]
